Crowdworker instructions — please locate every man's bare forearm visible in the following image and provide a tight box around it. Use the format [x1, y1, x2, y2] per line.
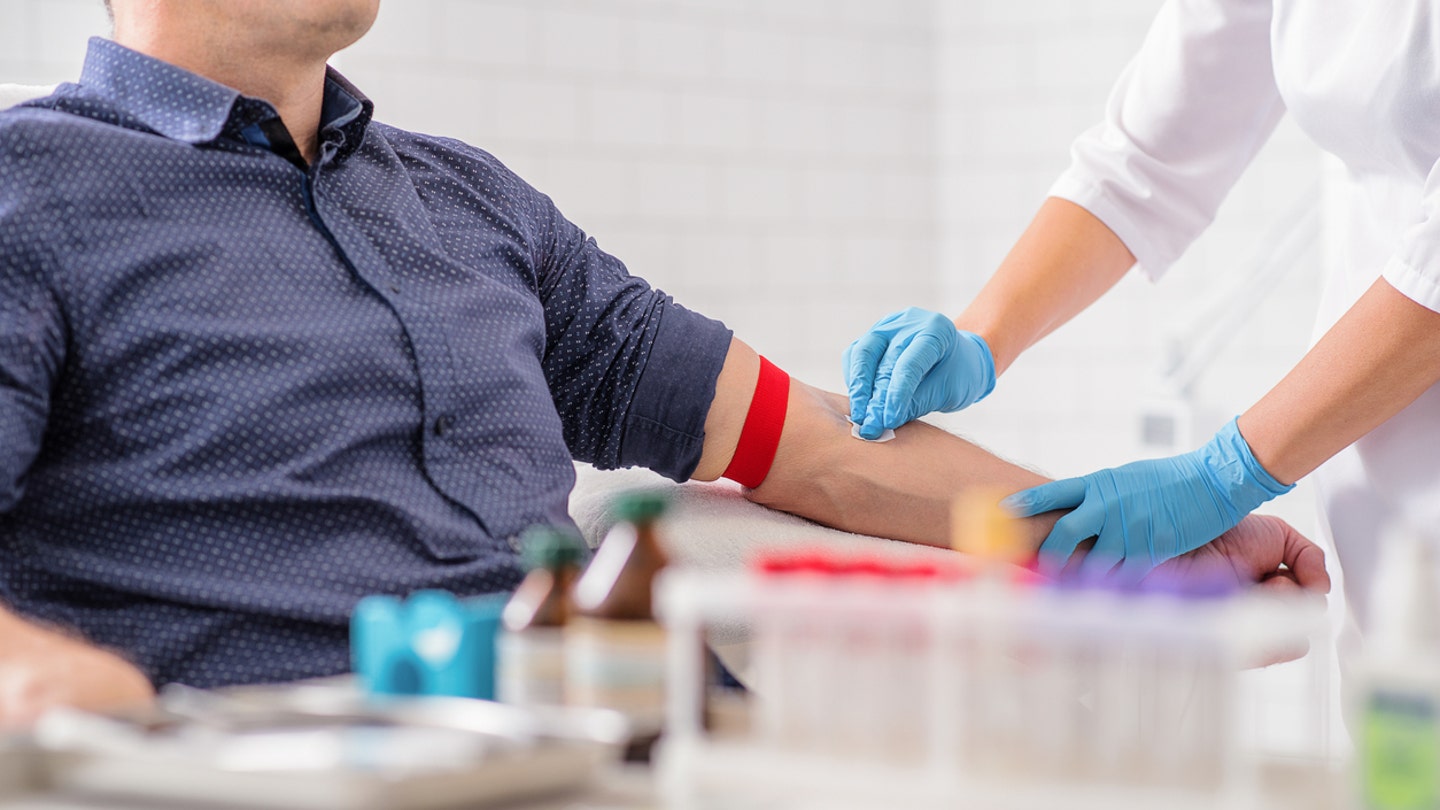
[689, 340, 1329, 593]
[729, 380, 1328, 598]
[736, 387, 1332, 597]
[745, 380, 1052, 548]
[690, 338, 1053, 548]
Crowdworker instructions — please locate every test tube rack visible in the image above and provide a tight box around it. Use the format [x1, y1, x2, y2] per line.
[654, 558, 1333, 810]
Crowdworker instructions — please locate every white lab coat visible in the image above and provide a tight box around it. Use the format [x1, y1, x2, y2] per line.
[1048, 0, 1440, 631]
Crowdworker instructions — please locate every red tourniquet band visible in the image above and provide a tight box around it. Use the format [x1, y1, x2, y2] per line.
[722, 356, 790, 489]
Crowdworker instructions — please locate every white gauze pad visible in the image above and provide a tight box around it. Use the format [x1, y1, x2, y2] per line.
[850, 423, 896, 443]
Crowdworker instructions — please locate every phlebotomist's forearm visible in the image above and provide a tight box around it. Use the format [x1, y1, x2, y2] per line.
[1239, 276, 1440, 485]
[955, 197, 1136, 375]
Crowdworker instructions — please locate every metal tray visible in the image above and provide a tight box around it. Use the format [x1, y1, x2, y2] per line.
[29, 681, 629, 810]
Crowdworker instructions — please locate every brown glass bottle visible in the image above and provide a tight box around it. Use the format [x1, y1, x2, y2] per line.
[565, 491, 671, 757]
[496, 526, 585, 707]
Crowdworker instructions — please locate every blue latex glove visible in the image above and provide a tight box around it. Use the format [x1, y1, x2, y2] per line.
[843, 307, 996, 440]
[1001, 418, 1294, 580]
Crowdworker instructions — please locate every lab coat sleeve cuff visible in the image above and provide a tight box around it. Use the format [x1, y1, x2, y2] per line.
[1382, 254, 1440, 315]
[1048, 171, 1167, 283]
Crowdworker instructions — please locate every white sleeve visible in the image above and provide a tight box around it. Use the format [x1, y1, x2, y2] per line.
[1386, 160, 1440, 314]
[1049, 0, 1285, 280]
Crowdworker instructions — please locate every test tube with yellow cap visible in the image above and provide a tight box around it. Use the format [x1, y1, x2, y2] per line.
[950, 487, 1032, 569]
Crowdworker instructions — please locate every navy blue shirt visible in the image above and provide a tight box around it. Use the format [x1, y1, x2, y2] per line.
[0, 39, 730, 688]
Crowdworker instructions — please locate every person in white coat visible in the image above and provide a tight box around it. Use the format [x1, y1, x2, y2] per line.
[845, 1, 1440, 619]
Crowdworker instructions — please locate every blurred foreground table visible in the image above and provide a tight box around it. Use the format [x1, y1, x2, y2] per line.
[0, 764, 658, 810]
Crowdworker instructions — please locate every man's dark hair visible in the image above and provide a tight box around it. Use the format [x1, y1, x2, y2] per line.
[103, 0, 112, 21]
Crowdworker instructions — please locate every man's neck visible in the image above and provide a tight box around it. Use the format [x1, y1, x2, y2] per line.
[113, 20, 329, 165]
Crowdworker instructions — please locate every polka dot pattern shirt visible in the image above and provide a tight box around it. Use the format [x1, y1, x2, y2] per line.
[0, 38, 731, 689]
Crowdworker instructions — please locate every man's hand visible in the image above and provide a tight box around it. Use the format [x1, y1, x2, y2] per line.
[1156, 513, 1330, 596]
[0, 608, 154, 730]
[1156, 514, 1330, 667]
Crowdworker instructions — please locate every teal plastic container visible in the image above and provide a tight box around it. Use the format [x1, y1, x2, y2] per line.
[351, 590, 506, 699]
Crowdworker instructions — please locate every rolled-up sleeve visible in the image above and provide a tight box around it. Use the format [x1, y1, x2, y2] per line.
[1049, 0, 1285, 280]
[1384, 158, 1440, 314]
[532, 196, 731, 482]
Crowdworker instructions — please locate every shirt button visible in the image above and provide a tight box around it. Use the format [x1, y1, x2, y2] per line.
[433, 415, 451, 437]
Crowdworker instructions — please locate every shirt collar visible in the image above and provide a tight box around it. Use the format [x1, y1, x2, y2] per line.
[78, 37, 374, 161]
[317, 69, 374, 162]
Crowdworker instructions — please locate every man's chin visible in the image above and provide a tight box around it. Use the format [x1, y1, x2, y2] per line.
[317, 1, 382, 52]
[261, 0, 381, 59]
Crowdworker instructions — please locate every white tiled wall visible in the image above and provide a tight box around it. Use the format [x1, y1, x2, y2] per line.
[4, 0, 1326, 539]
[0, 0, 108, 84]
[339, 0, 941, 388]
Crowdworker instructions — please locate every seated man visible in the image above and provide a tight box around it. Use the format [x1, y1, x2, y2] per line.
[0, 0, 1329, 724]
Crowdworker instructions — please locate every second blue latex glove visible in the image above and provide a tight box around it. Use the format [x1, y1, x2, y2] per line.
[843, 307, 996, 440]
[1001, 418, 1294, 580]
